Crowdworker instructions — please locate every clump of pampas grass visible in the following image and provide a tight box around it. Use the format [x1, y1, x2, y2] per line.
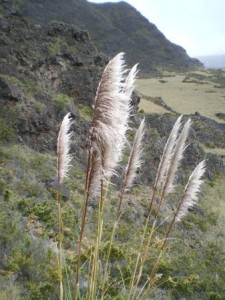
[55, 53, 206, 300]
[75, 53, 139, 300]
[129, 116, 205, 299]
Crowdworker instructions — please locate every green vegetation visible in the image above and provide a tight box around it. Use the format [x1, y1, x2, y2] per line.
[0, 118, 15, 142]
[137, 69, 225, 121]
[53, 93, 72, 113]
[0, 194, 58, 299]
[2, 75, 42, 94]
[201, 144, 225, 156]
[15, 0, 25, 7]
[77, 103, 93, 121]
[47, 37, 69, 56]
[0, 115, 225, 299]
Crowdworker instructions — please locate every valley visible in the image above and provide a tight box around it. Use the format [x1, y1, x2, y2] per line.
[137, 69, 225, 122]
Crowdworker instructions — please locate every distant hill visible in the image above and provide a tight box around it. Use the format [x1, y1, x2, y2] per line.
[19, 0, 202, 75]
[197, 55, 225, 69]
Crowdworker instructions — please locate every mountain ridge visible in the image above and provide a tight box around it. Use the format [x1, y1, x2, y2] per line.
[20, 0, 202, 75]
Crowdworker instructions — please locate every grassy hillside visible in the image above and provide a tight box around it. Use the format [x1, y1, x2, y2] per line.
[137, 69, 225, 122]
[0, 141, 225, 299]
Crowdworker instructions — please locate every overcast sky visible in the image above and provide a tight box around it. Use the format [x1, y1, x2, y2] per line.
[88, 0, 225, 57]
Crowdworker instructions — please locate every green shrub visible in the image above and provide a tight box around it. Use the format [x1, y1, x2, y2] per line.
[0, 118, 15, 142]
[77, 103, 93, 120]
[53, 93, 71, 112]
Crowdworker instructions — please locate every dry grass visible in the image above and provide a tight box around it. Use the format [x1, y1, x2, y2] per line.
[137, 70, 225, 122]
[201, 144, 225, 156]
[139, 98, 168, 114]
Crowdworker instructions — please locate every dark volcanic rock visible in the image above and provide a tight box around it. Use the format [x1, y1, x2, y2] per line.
[191, 114, 225, 148]
[205, 153, 225, 180]
[0, 77, 23, 101]
[215, 112, 225, 121]
[0, 3, 105, 164]
[47, 21, 90, 43]
[2, 0, 20, 16]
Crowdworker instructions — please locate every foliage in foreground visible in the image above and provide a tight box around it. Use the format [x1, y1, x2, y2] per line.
[0, 54, 225, 299]
[0, 141, 225, 299]
[55, 53, 213, 300]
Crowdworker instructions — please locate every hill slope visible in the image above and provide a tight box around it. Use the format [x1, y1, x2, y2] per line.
[1, 2, 225, 299]
[20, 0, 202, 75]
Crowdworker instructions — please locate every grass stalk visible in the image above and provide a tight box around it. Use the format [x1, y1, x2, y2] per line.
[117, 188, 125, 216]
[145, 186, 157, 219]
[57, 185, 63, 300]
[129, 218, 157, 300]
[87, 179, 105, 299]
[73, 192, 90, 300]
[100, 203, 124, 300]
[129, 181, 161, 299]
[64, 259, 73, 300]
[129, 118, 189, 298]
[144, 160, 205, 295]
[74, 151, 92, 300]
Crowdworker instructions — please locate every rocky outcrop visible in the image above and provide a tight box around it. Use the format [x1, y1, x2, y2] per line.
[0, 77, 23, 101]
[191, 114, 225, 148]
[0, 2, 106, 161]
[215, 113, 225, 121]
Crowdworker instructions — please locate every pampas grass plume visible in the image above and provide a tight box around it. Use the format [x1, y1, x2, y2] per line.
[164, 118, 191, 195]
[88, 53, 138, 196]
[156, 115, 183, 189]
[57, 112, 74, 186]
[123, 63, 139, 99]
[175, 160, 205, 222]
[124, 119, 145, 190]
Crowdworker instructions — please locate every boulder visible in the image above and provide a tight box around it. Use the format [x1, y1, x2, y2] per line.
[0, 78, 22, 101]
[215, 112, 225, 121]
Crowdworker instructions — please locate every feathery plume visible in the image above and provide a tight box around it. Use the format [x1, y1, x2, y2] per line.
[91, 53, 128, 177]
[164, 118, 191, 195]
[57, 112, 74, 186]
[123, 64, 139, 99]
[123, 119, 145, 190]
[175, 160, 205, 222]
[156, 115, 183, 189]
[88, 53, 138, 195]
[146, 116, 183, 218]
